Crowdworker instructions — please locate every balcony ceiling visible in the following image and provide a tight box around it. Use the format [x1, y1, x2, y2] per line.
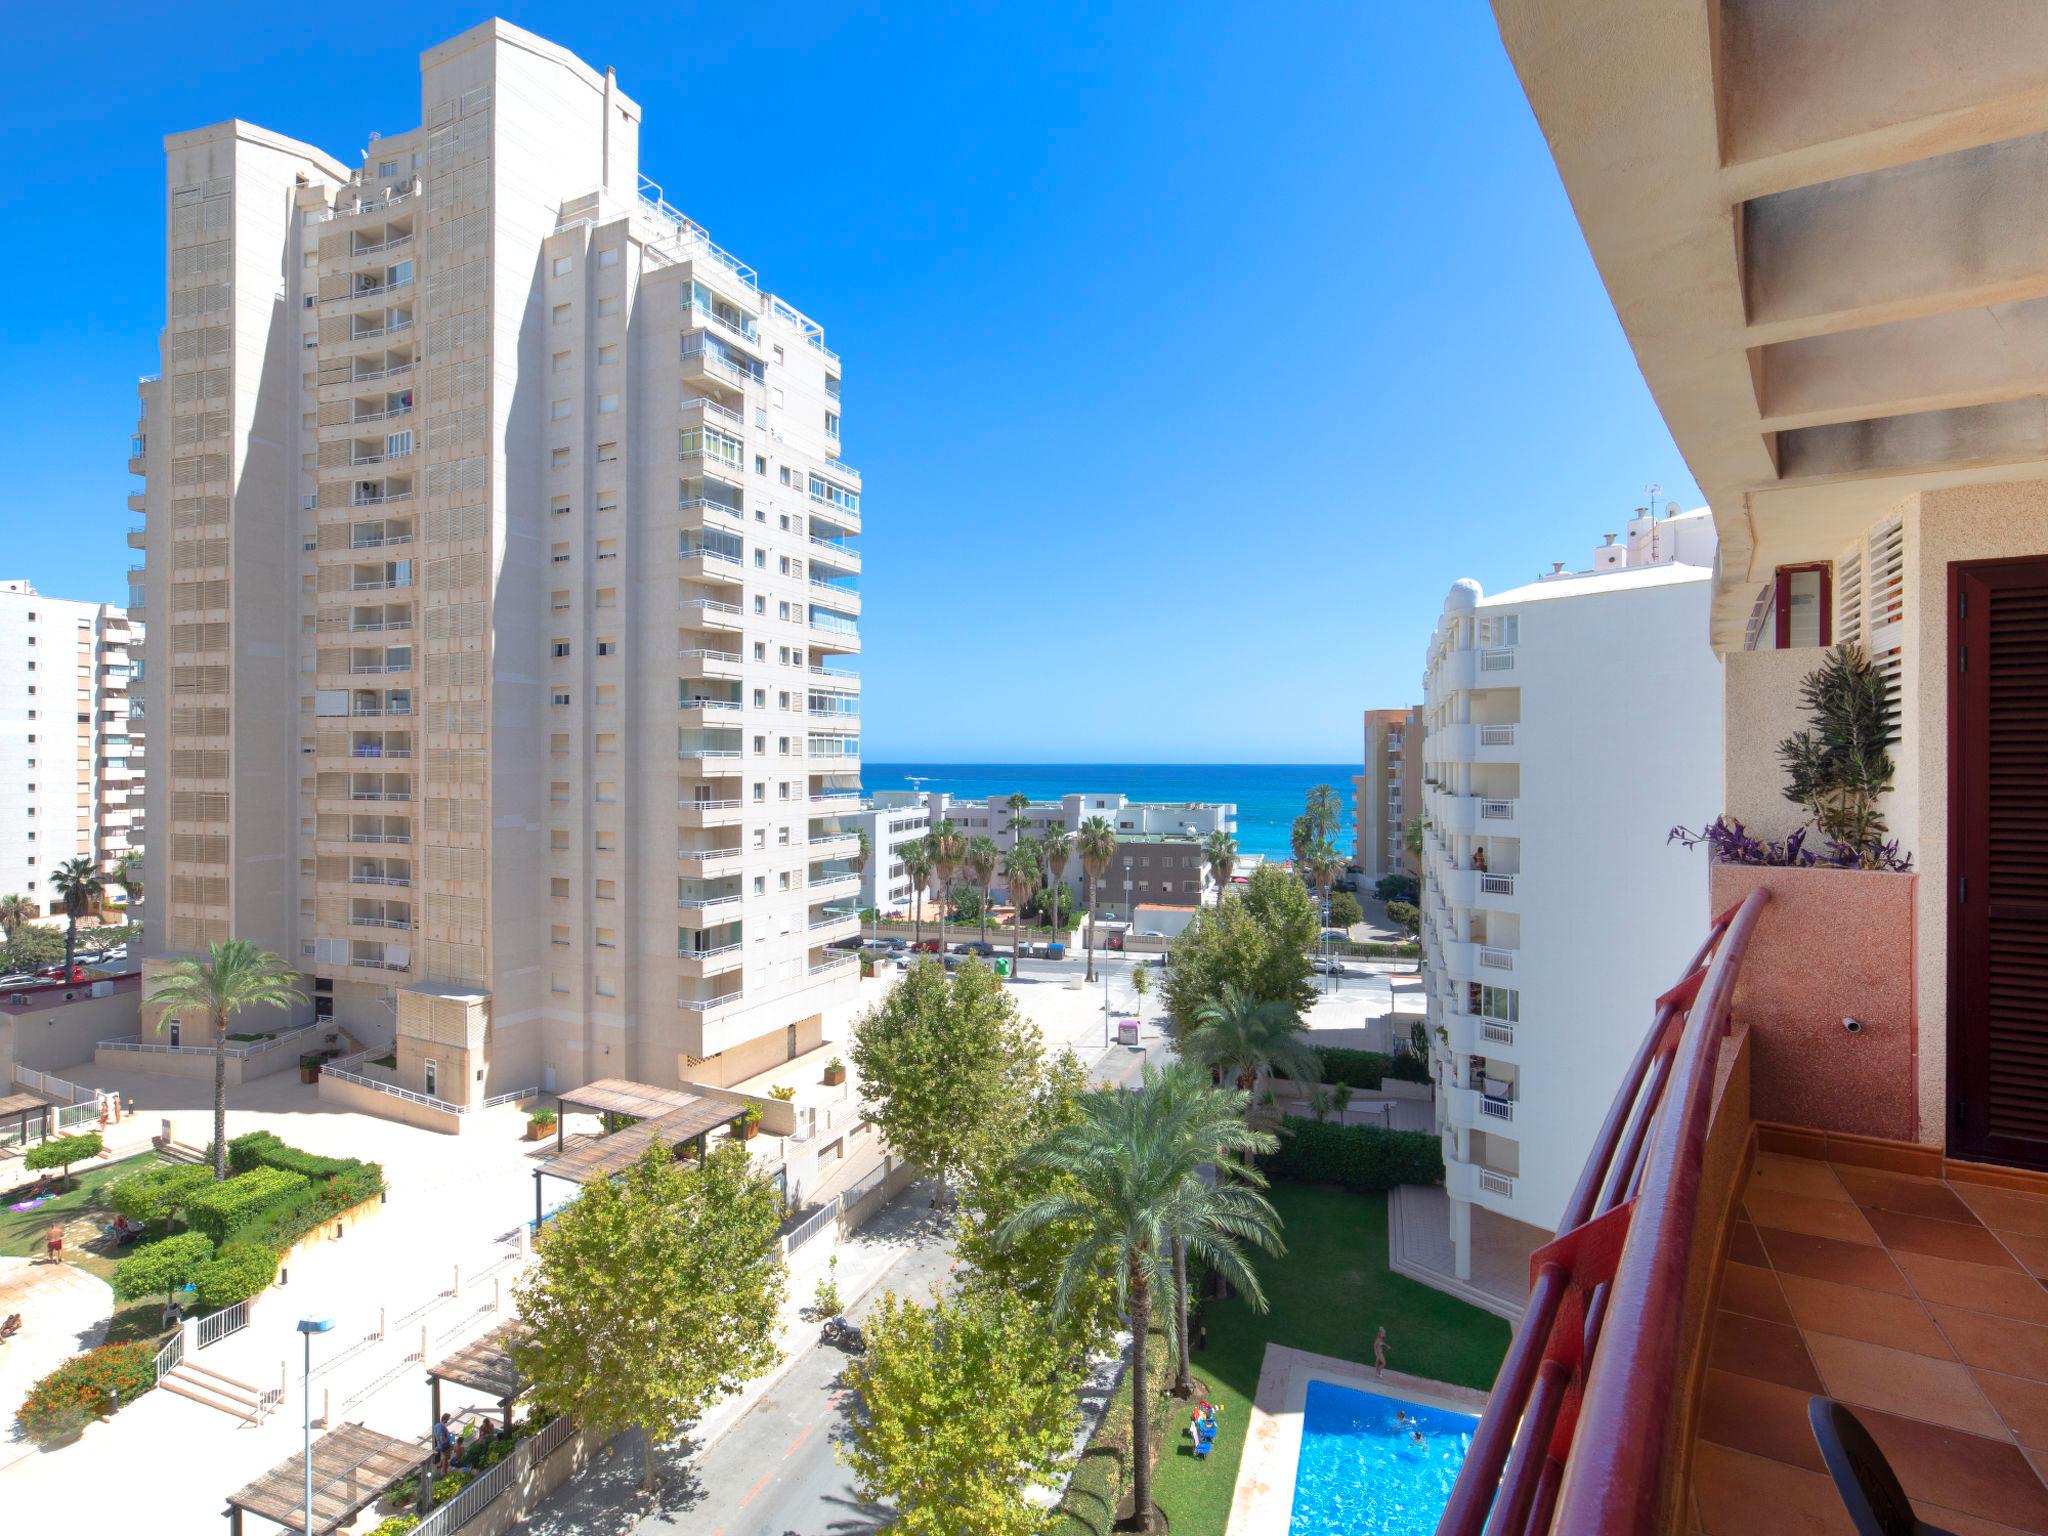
[1493, 0, 2048, 648]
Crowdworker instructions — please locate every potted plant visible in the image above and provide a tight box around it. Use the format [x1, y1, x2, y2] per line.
[525, 1107, 557, 1142]
[768, 1085, 797, 1102]
[735, 1105, 762, 1142]
[299, 1053, 324, 1085]
[823, 1056, 845, 1087]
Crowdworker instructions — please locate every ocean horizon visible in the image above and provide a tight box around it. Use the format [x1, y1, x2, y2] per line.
[861, 762, 1357, 863]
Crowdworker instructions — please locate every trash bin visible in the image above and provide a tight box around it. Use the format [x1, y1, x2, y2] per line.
[1047, 942, 1065, 960]
[1116, 1019, 1141, 1046]
[994, 957, 1010, 977]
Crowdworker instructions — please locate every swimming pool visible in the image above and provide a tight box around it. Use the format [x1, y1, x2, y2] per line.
[1288, 1378, 1477, 1535]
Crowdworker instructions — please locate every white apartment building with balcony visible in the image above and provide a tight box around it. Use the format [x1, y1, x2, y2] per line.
[0, 581, 144, 917]
[1419, 507, 1721, 1289]
[131, 21, 862, 1102]
[852, 798, 930, 917]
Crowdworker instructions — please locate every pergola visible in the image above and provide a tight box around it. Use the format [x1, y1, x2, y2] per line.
[426, 1319, 528, 1428]
[533, 1079, 746, 1227]
[222, 1422, 425, 1535]
[0, 1091, 53, 1153]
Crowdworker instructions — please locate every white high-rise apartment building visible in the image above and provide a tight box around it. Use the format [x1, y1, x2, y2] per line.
[0, 581, 143, 917]
[1419, 507, 1720, 1288]
[132, 21, 862, 1099]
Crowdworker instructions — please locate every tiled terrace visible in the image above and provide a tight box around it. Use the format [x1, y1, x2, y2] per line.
[1690, 1137, 2048, 1536]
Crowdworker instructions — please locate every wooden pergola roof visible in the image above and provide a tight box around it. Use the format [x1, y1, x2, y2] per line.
[427, 1319, 529, 1402]
[0, 1091, 52, 1118]
[224, 1422, 425, 1535]
[538, 1098, 743, 1187]
[554, 1077, 706, 1121]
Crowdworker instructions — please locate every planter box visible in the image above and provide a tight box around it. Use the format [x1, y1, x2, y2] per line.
[1709, 862, 1921, 1143]
[822, 1065, 845, 1087]
[736, 1120, 759, 1141]
[299, 1065, 321, 1085]
[525, 1120, 555, 1142]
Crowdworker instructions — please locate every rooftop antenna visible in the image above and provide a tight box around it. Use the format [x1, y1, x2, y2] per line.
[1645, 483, 1663, 562]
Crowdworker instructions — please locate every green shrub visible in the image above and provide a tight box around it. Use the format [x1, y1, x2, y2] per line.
[16, 1341, 155, 1443]
[184, 1167, 309, 1244]
[111, 1232, 215, 1303]
[108, 1163, 213, 1225]
[527, 1107, 557, 1127]
[1327, 891, 1364, 928]
[192, 1243, 280, 1309]
[368, 1520, 419, 1536]
[24, 1132, 103, 1176]
[1265, 1117, 1444, 1192]
[1049, 1321, 1174, 1535]
[227, 1129, 366, 1183]
[1302, 1047, 1432, 1090]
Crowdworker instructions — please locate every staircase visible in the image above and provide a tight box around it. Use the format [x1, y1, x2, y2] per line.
[159, 1360, 273, 1423]
[157, 1139, 208, 1166]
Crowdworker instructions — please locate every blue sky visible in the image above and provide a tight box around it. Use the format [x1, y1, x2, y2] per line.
[3, 3, 1697, 762]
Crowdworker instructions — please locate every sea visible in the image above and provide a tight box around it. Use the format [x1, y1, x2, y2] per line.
[860, 763, 1356, 863]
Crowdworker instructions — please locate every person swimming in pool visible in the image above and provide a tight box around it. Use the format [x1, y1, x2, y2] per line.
[1410, 1428, 1425, 1447]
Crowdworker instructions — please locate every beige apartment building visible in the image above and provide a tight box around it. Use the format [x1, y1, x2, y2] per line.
[0, 581, 143, 917]
[132, 20, 862, 1101]
[1351, 706, 1420, 880]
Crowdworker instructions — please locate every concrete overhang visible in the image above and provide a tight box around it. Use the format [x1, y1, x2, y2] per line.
[1492, 0, 2048, 650]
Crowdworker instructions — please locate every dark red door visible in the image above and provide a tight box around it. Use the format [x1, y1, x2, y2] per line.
[1951, 558, 2048, 1167]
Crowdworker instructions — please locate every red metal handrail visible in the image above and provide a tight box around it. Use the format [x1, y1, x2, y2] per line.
[1438, 887, 1768, 1536]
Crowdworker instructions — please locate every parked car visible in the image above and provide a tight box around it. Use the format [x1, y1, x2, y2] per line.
[954, 940, 996, 958]
[1107, 934, 1124, 951]
[941, 952, 964, 971]
[1312, 958, 1357, 976]
[831, 935, 864, 951]
[912, 939, 942, 954]
[877, 937, 908, 954]
[1319, 928, 1350, 943]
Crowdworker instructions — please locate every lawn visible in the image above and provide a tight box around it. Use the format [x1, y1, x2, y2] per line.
[1149, 1183, 1511, 1536]
[2, 1150, 180, 1345]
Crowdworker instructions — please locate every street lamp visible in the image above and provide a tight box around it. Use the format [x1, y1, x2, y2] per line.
[297, 1316, 334, 1536]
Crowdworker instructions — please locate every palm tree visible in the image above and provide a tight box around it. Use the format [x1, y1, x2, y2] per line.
[848, 828, 873, 949]
[964, 835, 999, 947]
[1077, 815, 1118, 984]
[1005, 790, 1032, 842]
[51, 857, 103, 979]
[1003, 839, 1042, 979]
[1288, 813, 1315, 869]
[931, 819, 965, 954]
[1305, 783, 1343, 842]
[112, 848, 144, 917]
[144, 940, 305, 1180]
[1042, 827, 1072, 938]
[0, 894, 31, 942]
[1149, 1065, 1283, 1397]
[1202, 830, 1238, 911]
[1000, 1066, 1282, 1532]
[1402, 813, 1427, 877]
[902, 837, 933, 951]
[1181, 984, 1321, 1094]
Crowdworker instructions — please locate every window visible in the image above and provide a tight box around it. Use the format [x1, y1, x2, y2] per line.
[550, 877, 570, 898]
[596, 539, 617, 561]
[552, 924, 571, 946]
[552, 496, 571, 516]
[773, 345, 785, 363]
[597, 343, 618, 367]
[598, 393, 619, 414]
[595, 783, 617, 805]
[777, 736, 790, 755]
[595, 586, 617, 609]
[779, 871, 793, 891]
[772, 387, 785, 408]
[551, 689, 571, 706]
[551, 447, 571, 470]
[551, 782, 570, 802]
[551, 543, 570, 564]
[597, 684, 617, 706]
[780, 467, 793, 487]
[753, 642, 767, 660]
[825, 411, 840, 438]
[777, 826, 791, 846]
[596, 639, 617, 657]
[597, 247, 620, 269]
[596, 732, 618, 755]
[753, 782, 767, 801]
[597, 442, 618, 463]
[553, 255, 574, 277]
[1478, 614, 1519, 648]
[597, 295, 619, 318]
[753, 688, 766, 707]
[754, 549, 767, 568]
[553, 303, 572, 326]
[755, 455, 767, 475]
[550, 732, 571, 754]
[753, 596, 767, 615]
[552, 399, 571, 420]
[752, 875, 767, 895]
[1773, 564, 1832, 649]
[551, 641, 571, 658]
[553, 351, 570, 373]
[595, 879, 617, 900]
[753, 735, 766, 755]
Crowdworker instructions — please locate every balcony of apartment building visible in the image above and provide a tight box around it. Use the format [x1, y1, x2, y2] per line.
[679, 389, 747, 440]
[677, 830, 744, 879]
[329, 602, 412, 637]
[340, 729, 412, 763]
[678, 525, 746, 582]
[808, 772, 863, 810]
[677, 643, 745, 682]
[806, 730, 860, 767]
[808, 527, 861, 574]
[677, 919, 745, 978]
[316, 387, 415, 447]
[332, 305, 414, 357]
[345, 514, 413, 553]
[678, 682, 744, 722]
[346, 687, 412, 720]
[345, 557, 412, 593]
[679, 478, 746, 528]
[807, 815, 861, 859]
[326, 258, 415, 318]
[808, 605, 860, 655]
[346, 470, 414, 510]
[808, 565, 861, 617]
[1438, 837, 1522, 912]
[1443, 981, 1523, 1058]
[347, 898, 414, 935]
[807, 860, 860, 901]
[312, 770, 411, 812]
[347, 857, 411, 890]
[678, 776, 744, 826]
[678, 422, 747, 482]
[677, 875, 744, 926]
[315, 349, 415, 405]
[1428, 763, 1520, 838]
[683, 279, 763, 348]
[678, 331, 763, 400]
[808, 895, 861, 945]
[806, 476, 861, 536]
[677, 725, 743, 763]
[678, 589, 745, 634]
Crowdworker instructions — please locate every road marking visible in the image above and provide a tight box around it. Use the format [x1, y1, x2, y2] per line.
[785, 1421, 815, 1458]
[739, 1470, 773, 1508]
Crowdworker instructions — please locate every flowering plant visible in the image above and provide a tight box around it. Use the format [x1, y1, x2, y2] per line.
[1667, 815, 1913, 874]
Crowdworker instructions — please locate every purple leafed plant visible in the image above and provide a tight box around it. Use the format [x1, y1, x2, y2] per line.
[1667, 815, 1913, 874]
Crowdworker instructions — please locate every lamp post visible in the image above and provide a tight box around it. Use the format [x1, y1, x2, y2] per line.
[297, 1316, 334, 1535]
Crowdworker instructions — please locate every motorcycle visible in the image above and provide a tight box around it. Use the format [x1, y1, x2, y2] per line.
[821, 1314, 866, 1354]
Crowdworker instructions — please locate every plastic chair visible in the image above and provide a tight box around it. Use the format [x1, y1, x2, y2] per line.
[1807, 1398, 1955, 1536]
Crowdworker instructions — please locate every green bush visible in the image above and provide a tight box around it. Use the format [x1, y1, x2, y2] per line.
[368, 1520, 419, 1536]
[16, 1341, 156, 1443]
[108, 1163, 214, 1226]
[1374, 873, 1419, 904]
[1265, 1117, 1444, 1192]
[184, 1167, 309, 1244]
[1302, 1047, 1430, 1091]
[227, 1129, 369, 1183]
[111, 1232, 215, 1303]
[192, 1242, 280, 1309]
[1327, 891, 1364, 928]
[1049, 1321, 1174, 1535]
[24, 1132, 103, 1176]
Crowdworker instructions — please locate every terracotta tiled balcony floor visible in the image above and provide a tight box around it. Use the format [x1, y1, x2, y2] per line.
[1690, 1149, 2048, 1536]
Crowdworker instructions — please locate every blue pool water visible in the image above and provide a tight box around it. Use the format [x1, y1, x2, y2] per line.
[1289, 1379, 1477, 1536]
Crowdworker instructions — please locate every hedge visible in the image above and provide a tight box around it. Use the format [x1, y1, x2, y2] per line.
[193, 1242, 282, 1309]
[183, 1167, 310, 1244]
[111, 1232, 215, 1303]
[1307, 1047, 1432, 1091]
[24, 1132, 103, 1175]
[1049, 1321, 1175, 1536]
[108, 1163, 214, 1226]
[16, 1340, 156, 1443]
[227, 1129, 363, 1182]
[1265, 1117, 1444, 1192]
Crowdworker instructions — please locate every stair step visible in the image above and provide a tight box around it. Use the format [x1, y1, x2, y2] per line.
[176, 1359, 260, 1394]
[159, 1374, 259, 1423]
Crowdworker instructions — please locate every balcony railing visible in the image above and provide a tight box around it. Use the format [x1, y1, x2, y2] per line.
[1440, 888, 1768, 1536]
[1478, 724, 1517, 747]
[1479, 647, 1517, 673]
[1478, 946, 1514, 970]
[1479, 873, 1517, 897]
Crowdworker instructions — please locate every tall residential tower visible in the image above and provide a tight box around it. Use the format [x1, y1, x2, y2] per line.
[1352, 706, 1421, 880]
[132, 21, 863, 1100]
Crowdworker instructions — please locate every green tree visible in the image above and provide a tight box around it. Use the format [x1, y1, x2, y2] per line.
[25, 1132, 103, 1186]
[1180, 984, 1320, 1093]
[112, 1232, 215, 1308]
[850, 957, 1043, 1201]
[842, 1286, 1079, 1536]
[1002, 840, 1042, 979]
[964, 835, 1000, 947]
[1042, 828, 1073, 935]
[50, 856, 103, 980]
[0, 893, 31, 941]
[76, 925, 138, 960]
[902, 837, 933, 949]
[1328, 890, 1363, 929]
[1004, 791, 1032, 841]
[111, 848, 144, 914]
[931, 820, 966, 954]
[1129, 960, 1150, 1027]
[1386, 900, 1421, 937]
[1077, 816, 1118, 984]
[1778, 641, 1898, 860]
[0, 923, 66, 974]
[1203, 829, 1238, 909]
[1162, 864, 1317, 1028]
[514, 1142, 785, 1489]
[1374, 873, 1419, 905]
[143, 940, 305, 1180]
[1401, 814, 1427, 876]
[1304, 784, 1343, 843]
[849, 828, 873, 947]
